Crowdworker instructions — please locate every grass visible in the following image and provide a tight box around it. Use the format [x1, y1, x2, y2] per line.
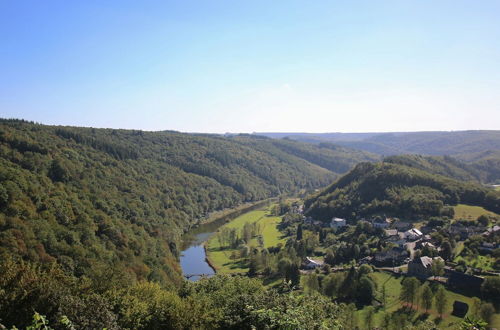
[453, 255, 497, 272]
[453, 204, 498, 221]
[356, 272, 500, 329]
[206, 205, 286, 274]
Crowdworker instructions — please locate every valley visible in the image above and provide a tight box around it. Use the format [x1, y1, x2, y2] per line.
[1, 120, 499, 329]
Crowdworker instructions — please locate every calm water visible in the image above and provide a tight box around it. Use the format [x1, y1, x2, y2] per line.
[179, 200, 273, 281]
[180, 232, 215, 281]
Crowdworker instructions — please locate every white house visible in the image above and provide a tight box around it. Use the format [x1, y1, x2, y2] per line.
[330, 217, 347, 229]
[404, 228, 423, 241]
[303, 257, 324, 269]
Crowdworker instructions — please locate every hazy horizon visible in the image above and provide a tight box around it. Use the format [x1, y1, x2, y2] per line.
[1, 1, 499, 133]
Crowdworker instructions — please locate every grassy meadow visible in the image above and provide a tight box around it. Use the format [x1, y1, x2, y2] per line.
[356, 272, 500, 329]
[206, 205, 286, 274]
[453, 204, 498, 221]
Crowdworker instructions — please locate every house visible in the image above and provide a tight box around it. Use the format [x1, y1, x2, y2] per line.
[452, 301, 469, 318]
[330, 217, 347, 229]
[450, 224, 485, 240]
[303, 257, 324, 269]
[407, 256, 444, 278]
[392, 221, 412, 231]
[371, 217, 391, 229]
[404, 228, 423, 241]
[359, 256, 373, 265]
[483, 225, 500, 236]
[385, 231, 406, 247]
[384, 229, 398, 237]
[479, 242, 498, 253]
[374, 247, 409, 266]
[447, 270, 484, 293]
[415, 241, 436, 250]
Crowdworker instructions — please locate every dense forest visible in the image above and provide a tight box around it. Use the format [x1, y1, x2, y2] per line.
[305, 161, 500, 221]
[384, 154, 500, 184]
[0, 119, 376, 288]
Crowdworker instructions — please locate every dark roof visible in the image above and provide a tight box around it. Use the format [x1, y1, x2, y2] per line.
[448, 271, 484, 289]
[452, 301, 469, 318]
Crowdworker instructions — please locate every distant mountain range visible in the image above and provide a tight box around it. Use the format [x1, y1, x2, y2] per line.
[256, 130, 500, 160]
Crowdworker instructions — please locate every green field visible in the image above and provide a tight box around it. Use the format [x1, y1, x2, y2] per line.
[453, 255, 497, 272]
[206, 205, 286, 274]
[356, 272, 500, 329]
[453, 204, 498, 221]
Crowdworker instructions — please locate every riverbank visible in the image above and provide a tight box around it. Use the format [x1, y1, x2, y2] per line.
[180, 199, 277, 280]
[205, 204, 287, 274]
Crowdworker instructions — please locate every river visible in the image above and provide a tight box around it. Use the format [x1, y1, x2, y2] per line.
[179, 200, 274, 281]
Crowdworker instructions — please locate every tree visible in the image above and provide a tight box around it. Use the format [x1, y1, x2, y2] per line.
[381, 284, 387, 309]
[460, 316, 487, 330]
[400, 277, 419, 309]
[345, 303, 357, 329]
[48, 159, 70, 182]
[481, 277, 500, 304]
[420, 284, 433, 313]
[431, 258, 445, 277]
[364, 306, 375, 330]
[302, 273, 319, 295]
[296, 224, 303, 241]
[325, 250, 335, 266]
[434, 285, 448, 318]
[477, 214, 490, 227]
[440, 241, 452, 260]
[479, 303, 495, 325]
[356, 276, 375, 305]
[286, 264, 300, 286]
[322, 273, 342, 298]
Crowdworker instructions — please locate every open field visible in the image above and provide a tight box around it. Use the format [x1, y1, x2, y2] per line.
[206, 205, 286, 273]
[356, 271, 500, 329]
[453, 204, 498, 221]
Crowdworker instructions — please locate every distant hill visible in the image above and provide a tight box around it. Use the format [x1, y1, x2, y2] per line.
[384, 154, 500, 184]
[257, 130, 500, 160]
[305, 161, 500, 221]
[0, 119, 374, 285]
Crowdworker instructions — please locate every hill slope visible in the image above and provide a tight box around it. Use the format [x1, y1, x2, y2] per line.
[384, 154, 500, 184]
[305, 162, 500, 221]
[0, 119, 374, 285]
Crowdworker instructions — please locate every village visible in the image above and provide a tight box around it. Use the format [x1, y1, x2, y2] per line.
[289, 202, 500, 319]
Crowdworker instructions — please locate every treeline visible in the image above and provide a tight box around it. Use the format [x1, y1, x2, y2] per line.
[0, 119, 363, 286]
[305, 162, 500, 221]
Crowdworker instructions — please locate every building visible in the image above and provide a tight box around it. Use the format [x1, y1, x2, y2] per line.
[372, 217, 391, 229]
[330, 217, 347, 229]
[452, 301, 469, 318]
[392, 221, 412, 231]
[483, 225, 500, 237]
[447, 270, 484, 293]
[407, 256, 443, 278]
[404, 228, 423, 241]
[303, 257, 324, 269]
[385, 230, 406, 247]
[374, 247, 409, 266]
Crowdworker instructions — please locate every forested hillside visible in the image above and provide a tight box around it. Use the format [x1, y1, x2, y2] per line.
[305, 161, 500, 221]
[0, 119, 375, 287]
[384, 154, 500, 184]
[259, 130, 500, 160]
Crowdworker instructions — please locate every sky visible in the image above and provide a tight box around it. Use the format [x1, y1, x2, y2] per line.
[1, 1, 499, 133]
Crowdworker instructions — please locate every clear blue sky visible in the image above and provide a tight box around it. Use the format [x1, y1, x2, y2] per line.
[1, 1, 499, 133]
